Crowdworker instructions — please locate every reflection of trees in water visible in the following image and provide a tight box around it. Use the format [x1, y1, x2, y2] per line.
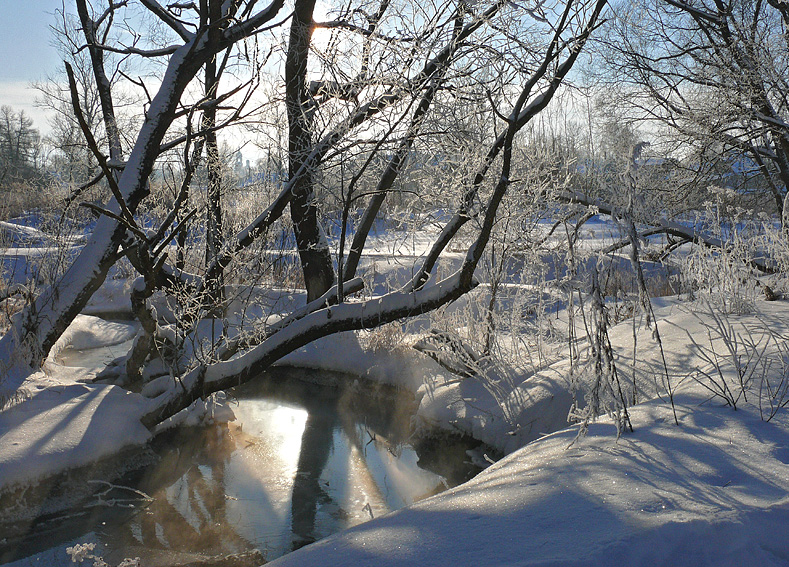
[289, 386, 434, 551]
[110, 381, 462, 560]
[291, 409, 338, 550]
[116, 378, 457, 557]
[3, 376, 471, 566]
[113, 425, 255, 555]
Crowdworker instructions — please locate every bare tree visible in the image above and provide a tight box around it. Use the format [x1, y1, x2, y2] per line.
[601, 0, 789, 215]
[139, 0, 610, 427]
[0, 0, 609, 432]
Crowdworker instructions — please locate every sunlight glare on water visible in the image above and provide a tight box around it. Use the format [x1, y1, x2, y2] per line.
[234, 399, 309, 472]
[0, 371, 481, 566]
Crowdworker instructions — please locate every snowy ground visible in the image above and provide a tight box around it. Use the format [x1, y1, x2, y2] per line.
[269, 390, 789, 567]
[2, 297, 788, 565]
[1, 214, 788, 565]
[0, 315, 150, 492]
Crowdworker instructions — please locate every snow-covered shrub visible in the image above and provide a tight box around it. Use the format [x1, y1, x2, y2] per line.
[414, 327, 524, 427]
[678, 219, 761, 315]
[675, 200, 788, 316]
[758, 220, 789, 295]
[680, 247, 759, 315]
[0, 181, 58, 222]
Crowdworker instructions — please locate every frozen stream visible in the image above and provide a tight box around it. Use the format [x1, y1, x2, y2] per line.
[0, 366, 480, 566]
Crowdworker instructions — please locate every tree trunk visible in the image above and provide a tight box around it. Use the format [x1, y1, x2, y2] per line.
[0, 41, 213, 371]
[204, 0, 225, 306]
[286, 0, 336, 302]
[75, 0, 123, 168]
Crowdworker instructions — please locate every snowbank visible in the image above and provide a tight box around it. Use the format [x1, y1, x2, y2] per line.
[0, 315, 148, 495]
[48, 314, 138, 357]
[268, 390, 789, 567]
[0, 380, 150, 491]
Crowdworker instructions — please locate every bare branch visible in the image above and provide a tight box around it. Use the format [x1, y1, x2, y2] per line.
[65, 61, 135, 228]
[86, 42, 180, 57]
[140, 0, 194, 41]
[95, 1, 128, 27]
[662, 0, 722, 24]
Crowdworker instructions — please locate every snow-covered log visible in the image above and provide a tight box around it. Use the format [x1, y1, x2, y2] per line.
[140, 271, 477, 427]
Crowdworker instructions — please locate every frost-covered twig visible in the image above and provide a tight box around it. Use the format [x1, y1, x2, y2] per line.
[758, 339, 789, 421]
[686, 302, 771, 409]
[568, 264, 632, 440]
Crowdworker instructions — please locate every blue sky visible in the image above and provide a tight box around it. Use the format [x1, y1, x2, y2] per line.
[0, 0, 72, 132]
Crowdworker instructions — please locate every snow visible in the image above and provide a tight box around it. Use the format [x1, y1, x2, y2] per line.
[0, 314, 149, 493]
[1, 214, 789, 565]
[50, 314, 138, 354]
[0, 380, 150, 491]
[268, 389, 789, 567]
[43, 314, 138, 382]
[81, 279, 135, 317]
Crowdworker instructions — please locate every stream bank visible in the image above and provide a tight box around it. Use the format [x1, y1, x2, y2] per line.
[0, 366, 489, 566]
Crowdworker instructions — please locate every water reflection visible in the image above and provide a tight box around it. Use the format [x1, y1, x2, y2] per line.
[291, 410, 337, 549]
[1, 368, 479, 566]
